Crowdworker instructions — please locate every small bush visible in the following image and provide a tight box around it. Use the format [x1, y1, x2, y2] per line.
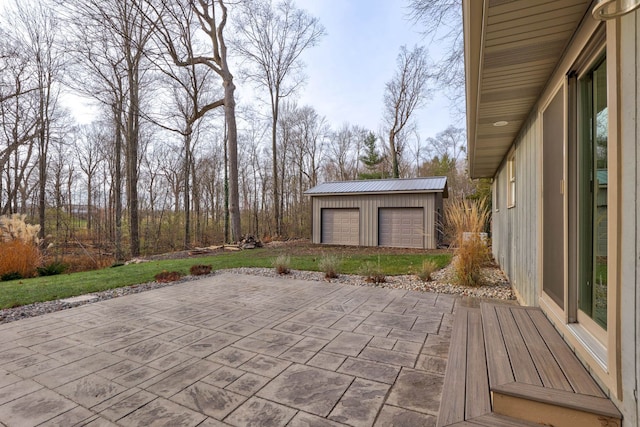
[318, 254, 341, 279]
[273, 254, 291, 275]
[359, 261, 386, 284]
[417, 259, 438, 282]
[1, 272, 22, 282]
[154, 270, 182, 283]
[37, 261, 68, 277]
[63, 255, 114, 273]
[0, 239, 41, 279]
[190, 264, 212, 276]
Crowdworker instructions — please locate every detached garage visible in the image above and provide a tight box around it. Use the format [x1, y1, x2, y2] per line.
[305, 177, 448, 249]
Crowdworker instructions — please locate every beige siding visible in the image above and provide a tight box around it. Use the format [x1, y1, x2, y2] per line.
[311, 193, 437, 249]
[619, 9, 639, 427]
[492, 115, 540, 306]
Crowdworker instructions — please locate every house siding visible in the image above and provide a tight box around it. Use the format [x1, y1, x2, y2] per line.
[492, 115, 540, 307]
[310, 193, 438, 248]
[490, 12, 639, 424]
[619, 9, 639, 427]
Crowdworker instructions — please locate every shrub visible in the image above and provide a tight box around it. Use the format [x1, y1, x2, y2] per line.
[318, 254, 341, 279]
[1, 272, 22, 282]
[154, 270, 182, 283]
[62, 255, 114, 273]
[0, 239, 41, 280]
[454, 236, 488, 287]
[37, 261, 68, 277]
[190, 264, 212, 276]
[445, 198, 491, 287]
[359, 261, 386, 284]
[0, 214, 41, 245]
[417, 259, 438, 282]
[273, 254, 291, 275]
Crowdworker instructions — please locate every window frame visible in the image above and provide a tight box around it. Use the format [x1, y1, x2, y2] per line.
[507, 151, 516, 208]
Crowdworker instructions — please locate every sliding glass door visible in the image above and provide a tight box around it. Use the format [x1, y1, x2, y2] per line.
[578, 57, 608, 331]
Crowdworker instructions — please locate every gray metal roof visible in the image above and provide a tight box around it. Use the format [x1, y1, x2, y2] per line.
[304, 177, 448, 197]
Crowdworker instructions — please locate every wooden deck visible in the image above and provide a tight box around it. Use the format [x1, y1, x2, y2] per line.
[437, 303, 622, 427]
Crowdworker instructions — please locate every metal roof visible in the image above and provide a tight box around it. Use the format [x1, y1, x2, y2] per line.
[304, 177, 448, 197]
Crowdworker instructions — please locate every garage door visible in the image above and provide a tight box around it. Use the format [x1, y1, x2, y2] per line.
[321, 209, 359, 245]
[379, 208, 424, 248]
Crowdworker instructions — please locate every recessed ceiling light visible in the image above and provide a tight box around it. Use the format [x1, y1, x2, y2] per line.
[493, 121, 509, 127]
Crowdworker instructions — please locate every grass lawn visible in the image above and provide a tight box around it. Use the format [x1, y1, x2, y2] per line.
[0, 248, 451, 309]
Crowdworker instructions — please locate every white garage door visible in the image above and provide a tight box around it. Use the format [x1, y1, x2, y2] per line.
[379, 208, 424, 248]
[321, 209, 359, 245]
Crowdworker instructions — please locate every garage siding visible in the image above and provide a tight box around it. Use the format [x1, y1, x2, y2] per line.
[311, 193, 438, 248]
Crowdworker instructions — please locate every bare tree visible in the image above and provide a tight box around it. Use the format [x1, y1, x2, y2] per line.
[406, 0, 463, 109]
[9, 0, 65, 239]
[233, 0, 325, 236]
[145, 14, 222, 248]
[63, 21, 128, 259]
[384, 45, 430, 178]
[420, 126, 473, 199]
[75, 123, 106, 233]
[426, 125, 466, 165]
[0, 46, 39, 214]
[62, 0, 155, 257]
[324, 124, 366, 182]
[140, 0, 241, 243]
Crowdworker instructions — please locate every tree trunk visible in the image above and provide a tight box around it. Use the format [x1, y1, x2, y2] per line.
[223, 124, 230, 244]
[183, 131, 191, 249]
[271, 98, 280, 236]
[38, 112, 47, 241]
[87, 177, 92, 231]
[224, 74, 241, 243]
[127, 68, 140, 257]
[389, 130, 400, 178]
[113, 105, 123, 261]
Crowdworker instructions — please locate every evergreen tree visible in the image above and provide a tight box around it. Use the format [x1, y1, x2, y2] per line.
[358, 132, 386, 180]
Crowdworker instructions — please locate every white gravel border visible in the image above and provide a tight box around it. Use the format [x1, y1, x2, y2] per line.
[0, 263, 515, 325]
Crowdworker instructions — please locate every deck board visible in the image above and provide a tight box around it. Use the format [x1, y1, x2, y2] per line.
[480, 304, 514, 388]
[527, 309, 605, 397]
[437, 307, 470, 427]
[495, 305, 542, 386]
[465, 310, 491, 419]
[510, 307, 573, 391]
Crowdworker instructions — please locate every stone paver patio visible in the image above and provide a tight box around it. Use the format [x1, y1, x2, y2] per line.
[0, 273, 458, 426]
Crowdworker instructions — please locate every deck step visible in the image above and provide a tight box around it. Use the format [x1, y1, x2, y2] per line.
[437, 302, 622, 427]
[492, 382, 622, 427]
[482, 303, 622, 427]
[451, 413, 541, 426]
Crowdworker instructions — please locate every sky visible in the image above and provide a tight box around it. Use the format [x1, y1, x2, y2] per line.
[293, 0, 460, 139]
[62, 0, 461, 142]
